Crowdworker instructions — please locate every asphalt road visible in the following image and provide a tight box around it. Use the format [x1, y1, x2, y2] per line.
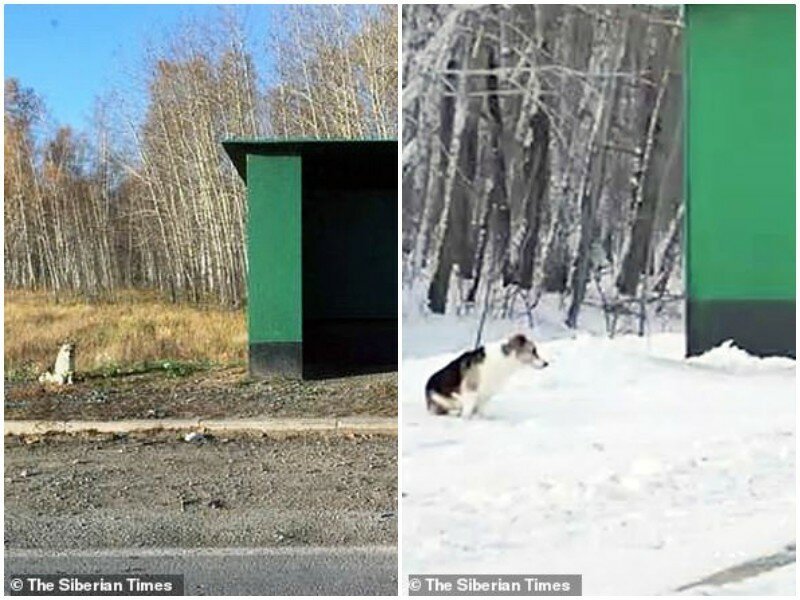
[6, 432, 397, 594]
[6, 433, 396, 549]
[5, 546, 398, 595]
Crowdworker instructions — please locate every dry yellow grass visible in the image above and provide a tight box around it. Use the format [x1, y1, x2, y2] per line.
[5, 290, 247, 379]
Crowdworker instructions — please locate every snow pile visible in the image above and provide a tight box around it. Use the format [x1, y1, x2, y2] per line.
[688, 339, 797, 372]
[401, 324, 795, 595]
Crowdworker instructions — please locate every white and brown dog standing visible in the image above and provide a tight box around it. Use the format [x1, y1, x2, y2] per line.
[425, 333, 548, 418]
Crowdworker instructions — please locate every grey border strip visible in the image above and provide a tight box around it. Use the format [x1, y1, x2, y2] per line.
[5, 545, 397, 559]
[4, 416, 396, 437]
[675, 543, 795, 592]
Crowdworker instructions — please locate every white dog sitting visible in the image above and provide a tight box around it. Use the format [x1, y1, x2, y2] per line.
[38, 342, 76, 385]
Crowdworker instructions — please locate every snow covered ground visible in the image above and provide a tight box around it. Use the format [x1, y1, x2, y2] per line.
[401, 309, 795, 595]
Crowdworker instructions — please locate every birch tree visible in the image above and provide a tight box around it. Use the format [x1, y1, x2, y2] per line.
[5, 6, 398, 306]
[403, 4, 684, 333]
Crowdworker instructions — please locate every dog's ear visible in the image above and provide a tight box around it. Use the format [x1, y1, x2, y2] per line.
[458, 354, 473, 376]
[502, 334, 528, 355]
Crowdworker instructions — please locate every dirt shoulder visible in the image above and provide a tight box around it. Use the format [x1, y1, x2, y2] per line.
[5, 431, 397, 550]
[4, 367, 397, 421]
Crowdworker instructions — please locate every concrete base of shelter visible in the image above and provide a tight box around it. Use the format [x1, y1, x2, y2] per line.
[687, 299, 796, 359]
[249, 318, 397, 380]
[249, 342, 303, 378]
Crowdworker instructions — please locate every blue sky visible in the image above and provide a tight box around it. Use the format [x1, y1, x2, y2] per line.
[5, 4, 276, 130]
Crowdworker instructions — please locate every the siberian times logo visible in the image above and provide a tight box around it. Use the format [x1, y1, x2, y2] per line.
[7, 574, 184, 595]
[408, 574, 582, 596]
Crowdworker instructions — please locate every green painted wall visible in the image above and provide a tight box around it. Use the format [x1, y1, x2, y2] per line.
[686, 4, 796, 301]
[246, 154, 302, 343]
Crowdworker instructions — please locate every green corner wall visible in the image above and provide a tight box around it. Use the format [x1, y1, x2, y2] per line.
[246, 154, 303, 375]
[686, 4, 796, 357]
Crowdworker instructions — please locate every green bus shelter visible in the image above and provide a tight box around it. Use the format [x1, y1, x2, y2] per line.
[685, 4, 795, 358]
[223, 138, 397, 378]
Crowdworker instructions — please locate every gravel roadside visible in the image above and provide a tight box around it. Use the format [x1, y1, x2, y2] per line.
[5, 432, 396, 550]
